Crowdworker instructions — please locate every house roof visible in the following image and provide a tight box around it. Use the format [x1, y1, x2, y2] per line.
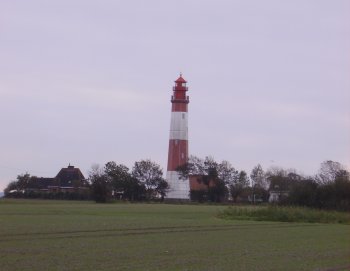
[55, 165, 85, 186]
[31, 177, 58, 189]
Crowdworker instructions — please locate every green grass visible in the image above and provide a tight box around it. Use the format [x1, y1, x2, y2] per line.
[0, 199, 349, 271]
[219, 205, 350, 224]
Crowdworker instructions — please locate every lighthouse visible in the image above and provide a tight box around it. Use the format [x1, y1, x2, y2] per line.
[166, 74, 190, 200]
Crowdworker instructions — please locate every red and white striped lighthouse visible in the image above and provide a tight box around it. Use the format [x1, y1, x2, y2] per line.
[166, 74, 190, 199]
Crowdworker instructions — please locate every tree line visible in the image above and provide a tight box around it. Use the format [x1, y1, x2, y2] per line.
[178, 157, 350, 211]
[89, 160, 168, 202]
[3, 157, 350, 211]
[4, 159, 169, 203]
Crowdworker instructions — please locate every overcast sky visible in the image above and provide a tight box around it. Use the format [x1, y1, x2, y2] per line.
[1, 0, 349, 190]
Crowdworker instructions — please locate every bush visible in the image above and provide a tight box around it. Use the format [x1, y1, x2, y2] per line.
[190, 190, 207, 202]
[219, 206, 350, 224]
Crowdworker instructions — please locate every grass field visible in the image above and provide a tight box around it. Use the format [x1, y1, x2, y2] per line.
[0, 199, 349, 271]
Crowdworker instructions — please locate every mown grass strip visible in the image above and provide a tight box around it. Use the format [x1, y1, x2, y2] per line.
[218, 206, 350, 224]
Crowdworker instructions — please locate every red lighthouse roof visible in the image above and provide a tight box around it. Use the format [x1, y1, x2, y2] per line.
[175, 74, 187, 83]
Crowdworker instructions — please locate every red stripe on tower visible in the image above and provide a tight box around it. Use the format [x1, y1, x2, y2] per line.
[166, 74, 190, 199]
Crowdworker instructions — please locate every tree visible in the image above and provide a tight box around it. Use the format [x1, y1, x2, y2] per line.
[216, 160, 239, 202]
[4, 180, 19, 197]
[250, 164, 267, 189]
[4, 173, 38, 198]
[132, 159, 168, 200]
[250, 164, 268, 203]
[316, 168, 350, 211]
[104, 161, 147, 201]
[287, 178, 318, 207]
[89, 164, 111, 203]
[177, 156, 204, 180]
[177, 156, 229, 202]
[333, 172, 350, 211]
[105, 162, 131, 191]
[155, 179, 170, 201]
[202, 157, 220, 194]
[16, 173, 32, 191]
[265, 166, 289, 179]
[316, 160, 346, 184]
[218, 160, 239, 185]
[229, 170, 249, 203]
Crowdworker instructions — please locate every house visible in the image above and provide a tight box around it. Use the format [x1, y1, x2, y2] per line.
[54, 164, 87, 192]
[189, 175, 217, 191]
[268, 190, 289, 202]
[189, 175, 227, 202]
[267, 175, 293, 203]
[29, 164, 88, 194]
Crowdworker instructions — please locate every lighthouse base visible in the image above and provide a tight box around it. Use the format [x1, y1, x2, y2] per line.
[165, 171, 190, 200]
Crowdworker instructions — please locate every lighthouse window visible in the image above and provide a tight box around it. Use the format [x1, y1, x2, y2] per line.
[182, 113, 185, 119]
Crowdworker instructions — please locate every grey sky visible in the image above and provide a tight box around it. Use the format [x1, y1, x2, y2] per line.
[1, 0, 349, 190]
